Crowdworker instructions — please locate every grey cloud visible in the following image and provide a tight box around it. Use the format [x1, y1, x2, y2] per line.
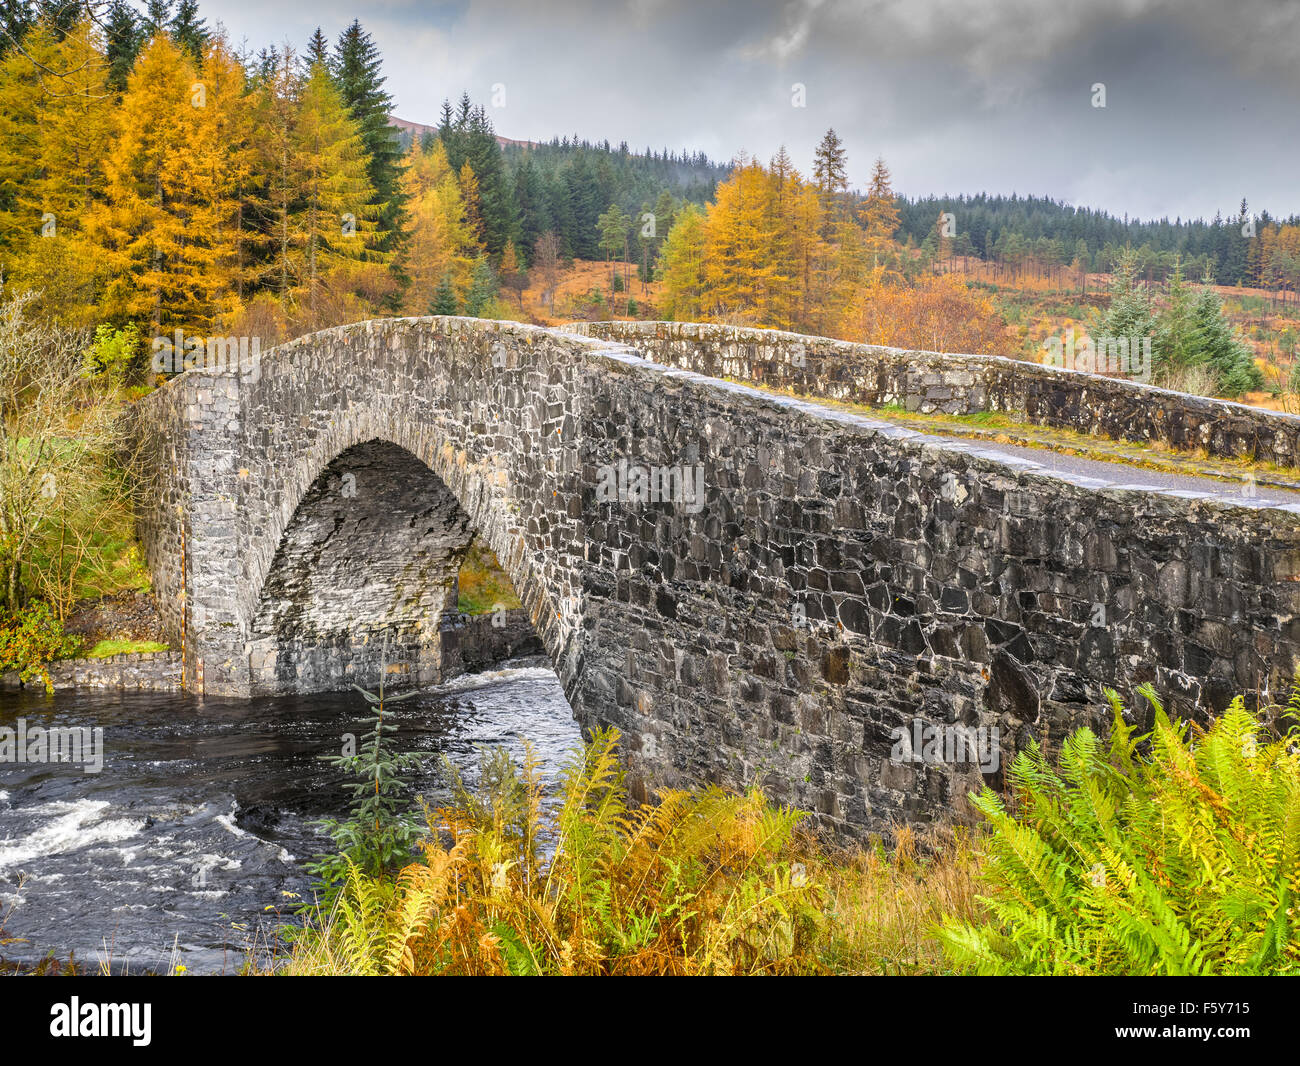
[200, 0, 1300, 220]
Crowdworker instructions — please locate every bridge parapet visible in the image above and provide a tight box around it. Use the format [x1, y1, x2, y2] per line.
[570, 320, 1300, 467]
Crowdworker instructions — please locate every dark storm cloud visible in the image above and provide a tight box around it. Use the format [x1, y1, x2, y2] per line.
[200, 0, 1300, 219]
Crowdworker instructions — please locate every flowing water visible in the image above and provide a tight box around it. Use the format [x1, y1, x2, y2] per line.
[0, 660, 580, 974]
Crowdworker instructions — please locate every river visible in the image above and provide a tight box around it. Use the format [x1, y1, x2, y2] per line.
[0, 659, 580, 974]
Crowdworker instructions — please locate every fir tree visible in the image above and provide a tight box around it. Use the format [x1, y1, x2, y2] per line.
[0, 17, 113, 323]
[1097, 247, 1155, 345]
[812, 128, 847, 201]
[499, 237, 527, 307]
[90, 33, 237, 331]
[305, 26, 329, 70]
[0, 1, 35, 57]
[1190, 270, 1262, 397]
[332, 19, 405, 273]
[861, 157, 901, 281]
[170, 0, 208, 61]
[429, 271, 459, 315]
[657, 202, 705, 320]
[143, 0, 171, 39]
[397, 139, 478, 315]
[291, 61, 386, 324]
[1153, 256, 1198, 374]
[103, 0, 141, 92]
[306, 631, 426, 905]
[463, 257, 497, 316]
[460, 103, 515, 257]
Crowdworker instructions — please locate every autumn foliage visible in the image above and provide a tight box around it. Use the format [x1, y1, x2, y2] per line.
[658, 143, 1008, 354]
[0, 16, 492, 345]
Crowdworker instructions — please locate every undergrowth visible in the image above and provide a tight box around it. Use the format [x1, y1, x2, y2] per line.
[940, 686, 1300, 975]
[271, 686, 1299, 976]
[278, 729, 984, 975]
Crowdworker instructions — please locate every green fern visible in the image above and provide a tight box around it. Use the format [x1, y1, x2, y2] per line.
[940, 687, 1300, 975]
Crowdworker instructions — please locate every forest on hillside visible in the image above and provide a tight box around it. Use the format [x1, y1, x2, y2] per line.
[0, 0, 1285, 404]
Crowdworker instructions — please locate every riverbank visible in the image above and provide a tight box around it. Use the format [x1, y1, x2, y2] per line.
[1, 591, 541, 694]
[270, 694, 1300, 976]
[0, 649, 183, 693]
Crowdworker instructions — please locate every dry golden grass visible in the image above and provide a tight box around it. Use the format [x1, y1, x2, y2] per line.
[811, 825, 986, 975]
[517, 259, 663, 326]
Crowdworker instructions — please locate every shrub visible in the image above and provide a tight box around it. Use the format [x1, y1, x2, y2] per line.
[0, 600, 81, 690]
[84, 323, 141, 383]
[940, 686, 1300, 975]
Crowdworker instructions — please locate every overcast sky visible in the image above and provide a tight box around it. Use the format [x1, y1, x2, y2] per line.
[197, 0, 1300, 222]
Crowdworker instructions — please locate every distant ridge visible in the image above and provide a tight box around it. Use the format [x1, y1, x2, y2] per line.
[389, 114, 538, 149]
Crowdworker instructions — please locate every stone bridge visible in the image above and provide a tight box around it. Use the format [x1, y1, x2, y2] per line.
[133, 317, 1300, 836]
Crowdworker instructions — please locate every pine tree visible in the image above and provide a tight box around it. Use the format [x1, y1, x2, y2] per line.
[499, 237, 527, 308]
[1190, 270, 1262, 397]
[788, 180, 826, 330]
[0, 1, 35, 57]
[0, 23, 45, 248]
[808, 135, 865, 332]
[143, 0, 171, 38]
[89, 32, 242, 332]
[812, 128, 847, 204]
[1154, 256, 1197, 375]
[103, 0, 141, 92]
[0, 17, 113, 324]
[169, 0, 208, 61]
[458, 160, 484, 246]
[597, 202, 630, 263]
[1072, 237, 1090, 292]
[861, 157, 901, 271]
[763, 147, 807, 329]
[198, 33, 262, 312]
[658, 203, 705, 320]
[1097, 247, 1155, 346]
[532, 229, 560, 307]
[700, 159, 778, 322]
[249, 48, 302, 301]
[511, 156, 550, 258]
[463, 257, 497, 316]
[398, 139, 478, 315]
[459, 103, 515, 257]
[305, 27, 329, 70]
[291, 61, 387, 326]
[30, 18, 115, 216]
[429, 272, 459, 315]
[332, 20, 405, 273]
[597, 201, 633, 302]
[436, 97, 456, 157]
[90, 34, 208, 330]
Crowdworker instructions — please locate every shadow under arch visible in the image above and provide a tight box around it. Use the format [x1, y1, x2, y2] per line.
[245, 436, 561, 699]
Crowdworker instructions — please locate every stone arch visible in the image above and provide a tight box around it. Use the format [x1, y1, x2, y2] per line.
[242, 414, 578, 697]
[156, 317, 594, 702]
[133, 315, 1300, 841]
[246, 438, 475, 694]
